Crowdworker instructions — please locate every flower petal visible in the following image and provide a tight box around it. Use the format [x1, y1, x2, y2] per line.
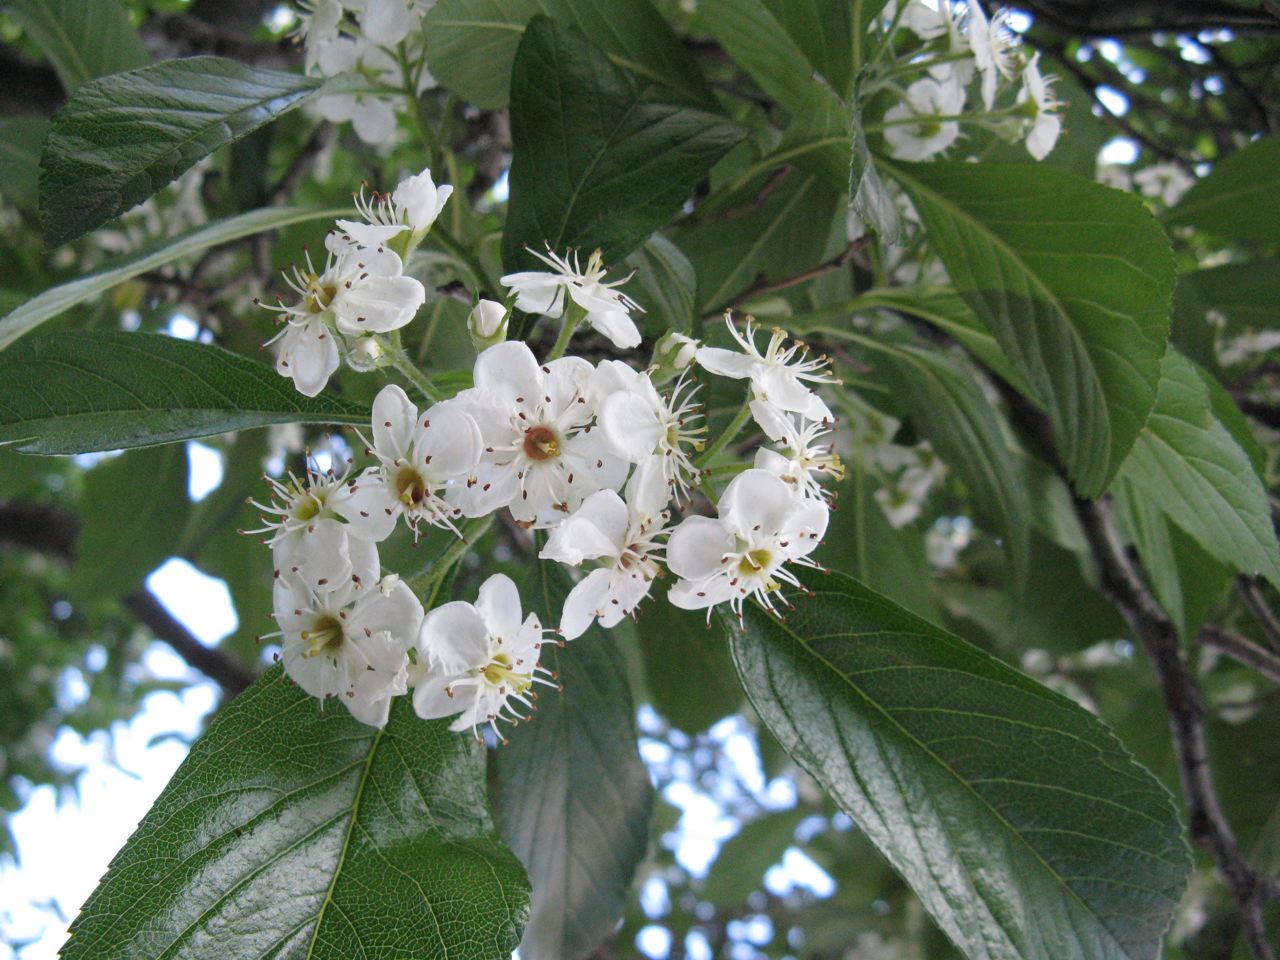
[666, 515, 733, 580]
[476, 573, 524, 641]
[559, 568, 613, 641]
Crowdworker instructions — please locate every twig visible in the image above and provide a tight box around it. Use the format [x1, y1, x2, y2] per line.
[1236, 576, 1280, 651]
[1200, 623, 1280, 685]
[707, 239, 870, 317]
[122, 591, 254, 696]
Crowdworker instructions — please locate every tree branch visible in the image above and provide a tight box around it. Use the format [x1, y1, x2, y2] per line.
[1237, 576, 1280, 652]
[706, 238, 870, 317]
[1200, 623, 1280, 685]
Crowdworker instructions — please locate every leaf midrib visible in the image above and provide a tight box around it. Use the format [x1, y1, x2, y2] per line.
[745, 597, 1140, 958]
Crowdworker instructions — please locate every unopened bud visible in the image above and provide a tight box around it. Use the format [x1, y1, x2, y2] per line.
[468, 298, 509, 350]
[649, 330, 699, 385]
[346, 335, 388, 372]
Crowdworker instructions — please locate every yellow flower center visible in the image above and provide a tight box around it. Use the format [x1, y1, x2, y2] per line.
[482, 652, 532, 694]
[302, 615, 344, 657]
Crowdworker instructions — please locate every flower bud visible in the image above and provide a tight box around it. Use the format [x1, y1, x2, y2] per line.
[346, 335, 388, 372]
[468, 298, 509, 350]
[649, 331, 699, 385]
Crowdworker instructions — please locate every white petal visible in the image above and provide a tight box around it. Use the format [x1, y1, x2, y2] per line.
[749, 399, 790, 442]
[473, 340, 542, 407]
[334, 219, 408, 248]
[352, 96, 398, 144]
[668, 574, 735, 611]
[544, 355, 595, 413]
[540, 490, 627, 565]
[719, 469, 796, 540]
[417, 401, 483, 479]
[418, 601, 489, 673]
[500, 271, 566, 317]
[666, 515, 733, 580]
[372, 384, 417, 462]
[278, 320, 339, 397]
[600, 392, 663, 463]
[695, 346, 754, 379]
[329, 471, 401, 542]
[476, 573, 524, 641]
[333, 275, 425, 334]
[559, 568, 612, 641]
[361, 0, 414, 45]
[625, 455, 671, 521]
[413, 673, 464, 721]
[347, 580, 423, 645]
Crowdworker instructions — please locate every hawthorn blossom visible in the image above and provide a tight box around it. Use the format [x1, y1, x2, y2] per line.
[309, 38, 401, 144]
[1133, 162, 1195, 207]
[967, 3, 1019, 109]
[883, 76, 966, 161]
[667, 469, 829, 619]
[337, 167, 453, 250]
[540, 457, 672, 639]
[696, 315, 836, 423]
[750, 401, 845, 501]
[467, 298, 508, 348]
[272, 545, 423, 727]
[412, 574, 554, 740]
[333, 384, 483, 540]
[594, 360, 705, 500]
[501, 247, 643, 349]
[268, 312, 341, 397]
[1018, 54, 1063, 160]
[448, 341, 628, 527]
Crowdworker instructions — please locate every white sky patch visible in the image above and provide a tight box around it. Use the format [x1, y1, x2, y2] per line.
[765, 848, 836, 899]
[186, 442, 224, 502]
[1100, 137, 1140, 164]
[146, 559, 238, 647]
[1095, 85, 1130, 115]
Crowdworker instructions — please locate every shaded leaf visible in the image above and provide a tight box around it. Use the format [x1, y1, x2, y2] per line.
[724, 569, 1190, 960]
[0, 332, 366, 454]
[40, 57, 323, 247]
[0, 116, 48, 216]
[5, 0, 147, 94]
[623, 233, 698, 335]
[885, 160, 1174, 496]
[0, 205, 348, 350]
[63, 667, 530, 959]
[496, 563, 653, 960]
[1165, 136, 1280, 243]
[501, 17, 743, 275]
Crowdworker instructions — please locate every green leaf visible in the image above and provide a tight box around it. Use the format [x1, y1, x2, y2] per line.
[0, 205, 347, 350]
[5, 0, 148, 94]
[1172, 259, 1280, 375]
[72, 444, 189, 597]
[724, 569, 1190, 960]
[40, 57, 324, 247]
[63, 667, 530, 960]
[876, 342, 1031, 580]
[1165, 136, 1280, 243]
[623, 233, 697, 335]
[423, 0, 718, 110]
[501, 17, 744, 275]
[762, 0, 855, 96]
[1118, 348, 1280, 586]
[885, 160, 1175, 497]
[0, 332, 366, 454]
[850, 83, 903, 243]
[496, 564, 653, 960]
[0, 116, 48, 216]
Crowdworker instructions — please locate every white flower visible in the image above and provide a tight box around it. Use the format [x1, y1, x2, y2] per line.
[268, 313, 341, 397]
[1018, 54, 1063, 160]
[501, 247, 643, 349]
[883, 76, 966, 161]
[412, 574, 555, 740]
[1132, 162, 1195, 207]
[361, 0, 419, 46]
[448, 341, 629, 527]
[272, 545, 424, 727]
[296, 0, 344, 72]
[333, 384, 483, 541]
[696, 315, 836, 423]
[467, 298, 508, 348]
[540, 457, 672, 639]
[872, 442, 946, 528]
[967, 3, 1019, 110]
[667, 469, 828, 619]
[594, 360, 705, 501]
[651, 330, 700, 380]
[338, 167, 453, 249]
[750, 401, 845, 501]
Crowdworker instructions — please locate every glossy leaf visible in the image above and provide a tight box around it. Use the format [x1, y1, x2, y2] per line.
[885, 160, 1174, 497]
[724, 569, 1190, 960]
[496, 564, 653, 960]
[40, 57, 323, 247]
[1165, 135, 1280, 243]
[0, 332, 366, 454]
[5, 0, 147, 93]
[1118, 349, 1280, 586]
[0, 205, 348, 350]
[501, 17, 744, 273]
[424, 0, 718, 110]
[63, 667, 530, 959]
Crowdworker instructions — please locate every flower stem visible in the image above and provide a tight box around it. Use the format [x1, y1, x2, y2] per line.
[392, 348, 445, 403]
[547, 304, 584, 360]
[696, 397, 755, 468]
[431, 222, 495, 294]
[411, 516, 495, 607]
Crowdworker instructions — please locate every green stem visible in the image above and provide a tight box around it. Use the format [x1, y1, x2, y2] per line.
[696, 397, 755, 468]
[547, 305, 584, 360]
[431, 223, 495, 293]
[410, 516, 495, 605]
[391, 348, 445, 403]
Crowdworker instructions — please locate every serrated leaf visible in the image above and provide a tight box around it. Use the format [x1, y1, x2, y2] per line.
[5, 0, 147, 94]
[884, 160, 1174, 496]
[496, 564, 653, 960]
[0, 332, 366, 454]
[723, 569, 1190, 960]
[1165, 136, 1280, 243]
[501, 17, 744, 275]
[72, 444, 189, 597]
[0, 205, 347, 350]
[623, 233, 697, 335]
[1118, 348, 1280, 586]
[63, 667, 530, 959]
[424, 0, 718, 111]
[40, 57, 324, 247]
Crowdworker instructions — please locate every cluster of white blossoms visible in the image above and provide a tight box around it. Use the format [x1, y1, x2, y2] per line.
[252, 200, 843, 734]
[295, 0, 433, 143]
[878, 1, 1063, 161]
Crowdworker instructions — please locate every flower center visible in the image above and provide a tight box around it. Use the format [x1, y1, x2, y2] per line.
[395, 466, 430, 506]
[304, 273, 337, 313]
[523, 425, 561, 461]
[482, 651, 532, 694]
[302, 614, 344, 657]
[738, 548, 773, 576]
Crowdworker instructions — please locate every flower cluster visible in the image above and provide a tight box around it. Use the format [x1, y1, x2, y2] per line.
[877, 1, 1063, 161]
[254, 218, 842, 736]
[295, 0, 432, 143]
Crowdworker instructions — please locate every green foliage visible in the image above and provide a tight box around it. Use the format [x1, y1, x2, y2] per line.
[496, 564, 653, 960]
[4, 0, 147, 94]
[1165, 136, 1280, 243]
[886, 160, 1176, 497]
[0, 116, 47, 216]
[501, 17, 744, 274]
[40, 57, 324, 247]
[0, 331, 367, 453]
[724, 569, 1191, 960]
[62, 667, 530, 960]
